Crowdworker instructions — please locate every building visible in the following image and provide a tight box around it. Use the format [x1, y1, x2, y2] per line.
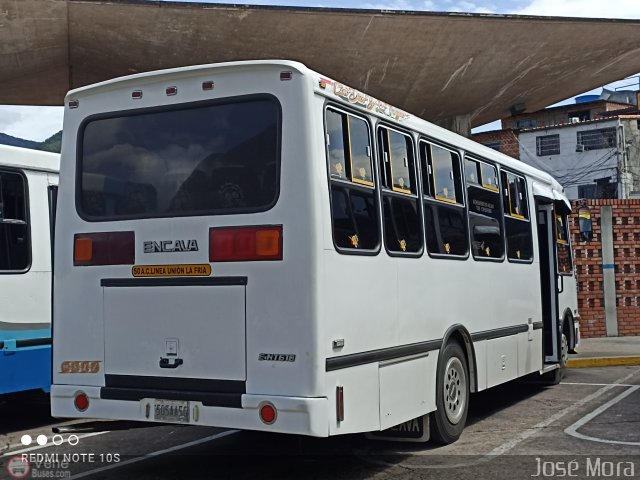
[473, 95, 640, 200]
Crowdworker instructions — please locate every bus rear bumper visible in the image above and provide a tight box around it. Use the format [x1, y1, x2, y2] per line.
[50, 385, 330, 437]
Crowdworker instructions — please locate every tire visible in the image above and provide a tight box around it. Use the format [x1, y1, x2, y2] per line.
[430, 340, 469, 444]
[542, 326, 568, 385]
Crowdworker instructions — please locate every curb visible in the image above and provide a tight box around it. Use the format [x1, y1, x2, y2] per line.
[566, 356, 640, 368]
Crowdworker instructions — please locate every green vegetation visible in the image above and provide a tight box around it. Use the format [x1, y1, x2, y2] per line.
[38, 131, 62, 153]
[0, 130, 62, 153]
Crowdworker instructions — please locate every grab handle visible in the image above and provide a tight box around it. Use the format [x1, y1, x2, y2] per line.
[159, 357, 183, 369]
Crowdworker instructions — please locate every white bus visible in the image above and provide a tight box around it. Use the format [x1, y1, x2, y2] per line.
[0, 145, 59, 395]
[51, 60, 580, 443]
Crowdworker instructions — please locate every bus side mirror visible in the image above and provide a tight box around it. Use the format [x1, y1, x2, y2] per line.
[578, 206, 593, 242]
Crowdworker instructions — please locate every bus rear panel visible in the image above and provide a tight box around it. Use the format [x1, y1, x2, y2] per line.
[52, 62, 328, 436]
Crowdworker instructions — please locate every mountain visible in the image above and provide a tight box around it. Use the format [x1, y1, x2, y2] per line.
[0, 133, 40, 150]
[39, 131, 62, 153]
[0, 131, 62, 153]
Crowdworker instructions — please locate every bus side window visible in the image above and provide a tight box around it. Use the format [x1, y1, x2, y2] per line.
[378, 127, 421, 254]
[325, 108, 379, 251]
[420, 142, 468, 256]
[555, 211, 573, 274]
[467, 158, 504, 260]
[0, 170, 30, 271]
[501, 171, 533, 262]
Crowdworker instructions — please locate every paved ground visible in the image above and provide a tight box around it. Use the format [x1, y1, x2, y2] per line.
[574, 335, 640, 358]
[1, 365, 639, 479]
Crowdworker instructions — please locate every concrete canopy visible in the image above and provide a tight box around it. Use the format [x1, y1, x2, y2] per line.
[2, 0, 640, 130]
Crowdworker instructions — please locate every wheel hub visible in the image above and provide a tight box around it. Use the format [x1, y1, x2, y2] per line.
[443, 356, 467, 425]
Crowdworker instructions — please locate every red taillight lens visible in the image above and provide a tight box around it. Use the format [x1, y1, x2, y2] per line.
[209, 226, 282, 262]
[74, 392, 89, 412]
[74, 232, 135, 266]
[259, 402, 277, 424]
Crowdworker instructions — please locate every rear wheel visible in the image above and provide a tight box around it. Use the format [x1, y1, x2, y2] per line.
[430, 340, 469, 444]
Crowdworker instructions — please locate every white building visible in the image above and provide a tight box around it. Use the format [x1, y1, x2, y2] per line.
[518, 118, 623, 200]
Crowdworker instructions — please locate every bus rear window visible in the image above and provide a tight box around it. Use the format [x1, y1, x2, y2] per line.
[79, 97, 280, 220]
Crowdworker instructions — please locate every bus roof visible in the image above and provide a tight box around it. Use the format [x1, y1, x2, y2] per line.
[64, 59, 568, 206]
[0, 144, 60, 173]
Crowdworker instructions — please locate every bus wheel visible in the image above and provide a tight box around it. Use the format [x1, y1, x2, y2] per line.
[430, 340, 469, 444]
[542, 324, 568, 385]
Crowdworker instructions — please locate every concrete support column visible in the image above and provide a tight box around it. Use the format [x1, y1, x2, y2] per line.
[437, 114, 472, 137]
[600, 206, 619, 336]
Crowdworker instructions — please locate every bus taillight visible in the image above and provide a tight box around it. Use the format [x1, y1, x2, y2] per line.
[209, 225, 282, 262]
[73, 232, 135, 266]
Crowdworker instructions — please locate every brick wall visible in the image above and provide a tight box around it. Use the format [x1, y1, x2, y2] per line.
[570, 199, 640, 337]
[471, 130, 520, 159]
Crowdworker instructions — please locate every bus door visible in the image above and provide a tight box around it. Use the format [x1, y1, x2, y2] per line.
[535, 200, 560, 363]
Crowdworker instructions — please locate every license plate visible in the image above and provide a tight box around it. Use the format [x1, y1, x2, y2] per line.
[153, 399, 190, 423]
[365, 414, 430, 442]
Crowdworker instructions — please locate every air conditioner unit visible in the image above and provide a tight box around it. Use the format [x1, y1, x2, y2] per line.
[570, 117, 580, 124]
[576, 144, 585, 152]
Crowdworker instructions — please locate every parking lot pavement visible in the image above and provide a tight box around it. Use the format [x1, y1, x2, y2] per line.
[1, 366, 639, 480]
[567, 335, 640, 368]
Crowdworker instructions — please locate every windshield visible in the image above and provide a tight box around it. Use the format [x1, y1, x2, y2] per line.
[78, 97, 280, 220]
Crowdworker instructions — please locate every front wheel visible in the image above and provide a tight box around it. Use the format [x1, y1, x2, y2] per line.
[430, 340, 469, 444]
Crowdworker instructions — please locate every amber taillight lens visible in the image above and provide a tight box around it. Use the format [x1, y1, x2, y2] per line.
[73, 232, 135, 266]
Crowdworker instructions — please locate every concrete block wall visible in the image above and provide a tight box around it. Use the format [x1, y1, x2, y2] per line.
[570, 199, 640, 337]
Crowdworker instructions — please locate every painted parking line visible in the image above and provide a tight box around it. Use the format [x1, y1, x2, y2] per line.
[560, 382, 636, 387]
[357, 369, 640, 470]
[565, 384, 640, 446]
[69, 430, 239, 479]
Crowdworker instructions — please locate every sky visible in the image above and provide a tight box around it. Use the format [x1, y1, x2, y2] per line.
[3, 0, 640, 142]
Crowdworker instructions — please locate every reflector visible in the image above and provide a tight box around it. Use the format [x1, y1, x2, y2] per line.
[74, 392, 89, 412]
[259, 403, 277, 424]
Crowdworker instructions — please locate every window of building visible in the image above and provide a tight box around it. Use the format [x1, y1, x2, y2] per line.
[516, 119, 538, 129]
[467, 158, 504, 260]
[326, 108, 379, 251]
[568, 110, 590, 122]
[421, 141, 467, 256]
[577, 184, 597, 199]
[501, 171, 533, 262]
[483, 141, 501, 152]
[576, 127, 617, 151]
[556, 212, 572, 274]
[0, 170, 30, 271]
[577, 179, 617, 199]
[378, 127, 422, 254]
[536, 134, 560, 156]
